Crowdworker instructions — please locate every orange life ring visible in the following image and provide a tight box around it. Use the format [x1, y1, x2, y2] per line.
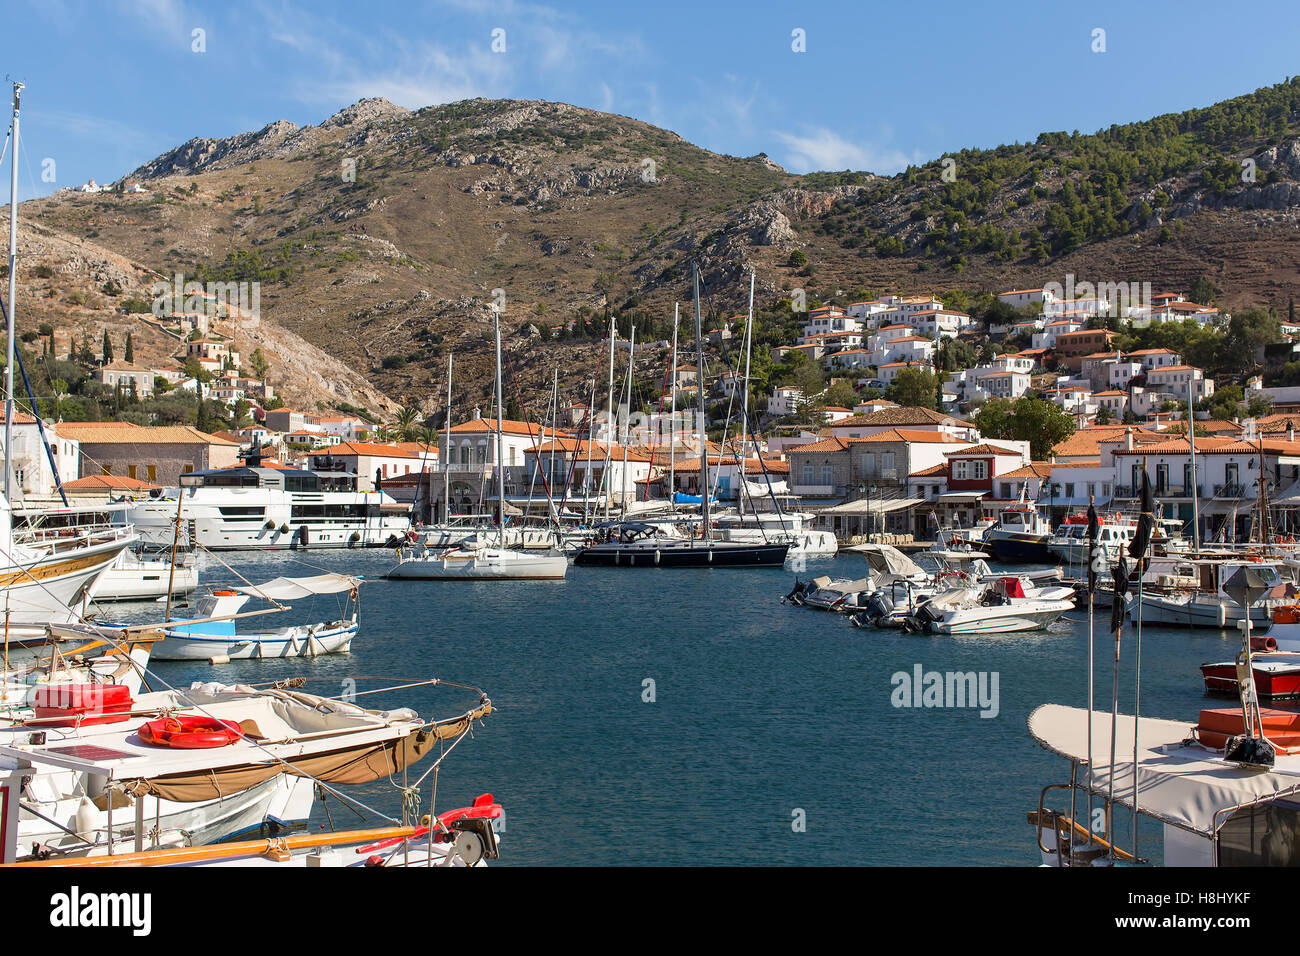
[211, 589, 239, 597]
[139, 714, 243, 749]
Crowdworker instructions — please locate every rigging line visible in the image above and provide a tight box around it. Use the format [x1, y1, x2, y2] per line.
[697, 269, 788, 534]
[0, 297, 68, 505]
[694, 269, 772, 531]
[500, 344, 561, 518]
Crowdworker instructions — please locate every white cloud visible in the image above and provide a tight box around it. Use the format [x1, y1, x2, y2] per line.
[771, 127, 918, 174]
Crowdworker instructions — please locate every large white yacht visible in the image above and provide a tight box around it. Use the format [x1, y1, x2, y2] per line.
[127, 455, 411, 550]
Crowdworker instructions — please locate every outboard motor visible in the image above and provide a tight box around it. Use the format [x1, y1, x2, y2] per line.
[783, 578, 808, 606]
[864, 591, 894, 626]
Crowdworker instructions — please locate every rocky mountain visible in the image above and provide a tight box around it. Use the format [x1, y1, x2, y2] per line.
[11, 78, 1300, 420]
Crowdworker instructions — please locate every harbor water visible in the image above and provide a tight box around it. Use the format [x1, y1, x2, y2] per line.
[124, 549, 1245, 866]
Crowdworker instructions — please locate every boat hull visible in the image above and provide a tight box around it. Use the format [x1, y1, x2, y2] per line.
[152, 621, 357, 661]
[573, 541, 790, 567]
[930, 601, 1072, 634]
[387, 550, 568, 580]
[985, 531, 1052, 564]
[1201, 661, 1300, 700]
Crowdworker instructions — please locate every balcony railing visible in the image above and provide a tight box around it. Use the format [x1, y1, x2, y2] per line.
[1114, 484, 1200, 498]
[1213, 483, 1247, 499]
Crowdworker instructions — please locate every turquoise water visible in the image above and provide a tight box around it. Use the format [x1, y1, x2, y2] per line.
[129, 550, 1247, 865]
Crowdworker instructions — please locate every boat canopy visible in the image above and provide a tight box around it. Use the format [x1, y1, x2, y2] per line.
[1028, 703, 1300, 836]
[235, 573, 361, 601]
[845, 542, 925, 578]
[674, 492, 715, 504]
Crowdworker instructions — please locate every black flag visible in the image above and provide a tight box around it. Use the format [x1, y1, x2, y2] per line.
[1128, 470, 1155, 559]
[1110, 552, 1129, 633]
[1086, 500, 1100, 592]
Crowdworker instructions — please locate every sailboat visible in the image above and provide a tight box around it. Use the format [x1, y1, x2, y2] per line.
[573, 263, 789, 568]
[387, 306, 567, 580]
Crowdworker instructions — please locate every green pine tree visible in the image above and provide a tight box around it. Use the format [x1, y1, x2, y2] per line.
[102, 329, 113, 364]
[124, 331, 134, 364]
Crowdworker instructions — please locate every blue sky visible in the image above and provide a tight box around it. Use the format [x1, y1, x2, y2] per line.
[3, 0, 1297, 199]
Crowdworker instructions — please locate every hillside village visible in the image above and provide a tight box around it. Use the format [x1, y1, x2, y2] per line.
[12, 266, 1299, 547]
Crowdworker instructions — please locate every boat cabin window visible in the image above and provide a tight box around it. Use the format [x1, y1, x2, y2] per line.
[1218, 799, 1300, 866]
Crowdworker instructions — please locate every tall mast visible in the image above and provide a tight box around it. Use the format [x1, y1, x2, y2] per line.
[494, 309, 505, 532]
[603, 313, 616, 520]
[548, 365, 559, 524]
[583, 377, 595, 523]
[621, 325, 635, 514]
[739, 269, 755, 517]
[1188, 377, 1200, 551]
[5, 83, 22, 502]
[669, 303, 678, 508]
[443, 353, 453, 521]
[693, 263, 710, 541]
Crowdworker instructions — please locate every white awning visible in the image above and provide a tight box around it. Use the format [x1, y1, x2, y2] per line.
[936, 491, 987, 502]
[235, 573, 361, 601]
[1029, 703, 1300, 836]
[819, 497, 923, 516]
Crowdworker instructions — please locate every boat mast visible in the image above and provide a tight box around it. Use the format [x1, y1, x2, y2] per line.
[583, 377, 595, 523]
[1188, 377, 1200, 551]
[444, 353, 453, 522]
[739, 270, 754, 518]
[693, 263, 710, 542]
[603, 313, 616, 520]
[669, 303, 678, 509]
[620, 325, 634, 515]
[5, 83, 21, 502]
[548, 365, 559, 525]
[494, 308, 506, 533]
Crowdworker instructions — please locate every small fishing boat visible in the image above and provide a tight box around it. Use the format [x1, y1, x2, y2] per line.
[984, 503, 1053, 563]
[1046, 513, 1134, 567]
[151, 573, 361, 661]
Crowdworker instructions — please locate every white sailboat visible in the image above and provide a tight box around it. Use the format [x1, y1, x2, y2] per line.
[387, 305, 568, 581]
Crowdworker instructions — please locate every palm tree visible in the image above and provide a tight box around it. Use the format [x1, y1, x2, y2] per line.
[395, 406, 418, 442]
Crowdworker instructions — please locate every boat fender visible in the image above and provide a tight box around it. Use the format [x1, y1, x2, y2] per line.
[297, 526, 309, 548]
[279, 524, 290, 535]
[349, 531, 361, 547]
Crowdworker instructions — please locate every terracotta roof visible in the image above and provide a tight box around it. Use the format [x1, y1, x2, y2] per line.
[831, 406, 965, 428]
[311, 441, 427, 458]
[944, 442, 1022, 457]
[448, 418, 567, 438]
[909, 462, 948, 478]
[787, 437, 848, 454]
[53, 423, 241, 445]
[64, 475, 162, 491]
[999, 462, 1052, 479]
[852, 428, 964, 444]
[1050, 425, 1159, 458]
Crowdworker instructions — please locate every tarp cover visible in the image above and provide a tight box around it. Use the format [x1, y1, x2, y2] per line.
[846, 542, 925, 578]
[1028, 703, 1300, 836]
[124, 698, 492, 803]
[235, 573, 360, 601]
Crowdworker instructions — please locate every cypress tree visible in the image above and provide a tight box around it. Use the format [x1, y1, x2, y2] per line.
[102, 329, 113, 364]
[125, 331, 134, 364]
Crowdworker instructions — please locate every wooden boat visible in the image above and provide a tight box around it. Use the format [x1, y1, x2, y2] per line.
[151, 573, 361, 661]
